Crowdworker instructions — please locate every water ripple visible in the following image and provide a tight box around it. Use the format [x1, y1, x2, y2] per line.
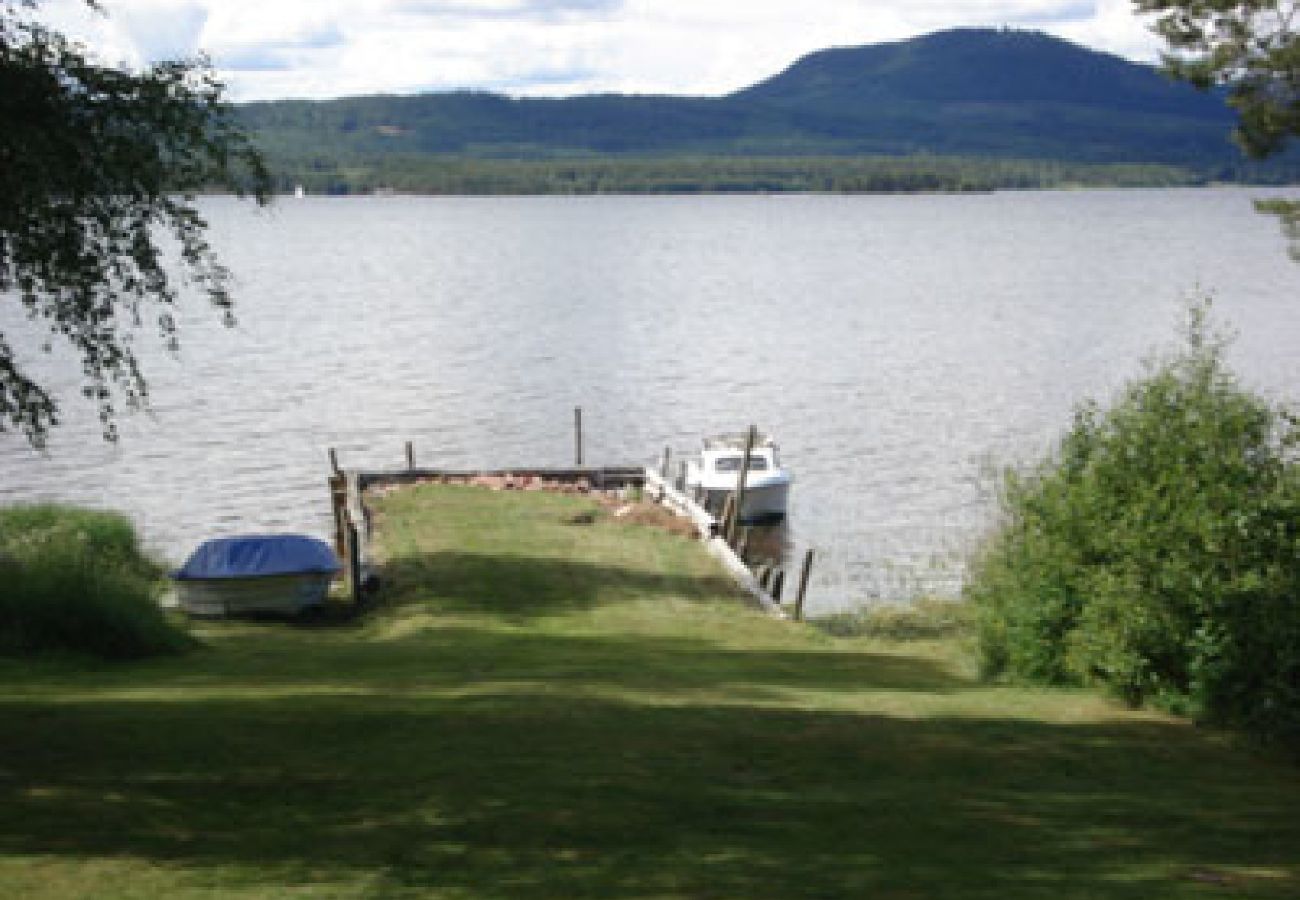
[3, 190, 1300, 612]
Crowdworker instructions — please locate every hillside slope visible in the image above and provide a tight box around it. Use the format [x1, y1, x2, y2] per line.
[241, 29, 1238, 162]
[732, 28, 1236, 161]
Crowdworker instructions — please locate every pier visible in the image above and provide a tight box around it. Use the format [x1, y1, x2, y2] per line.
[326, 425, 814, 619]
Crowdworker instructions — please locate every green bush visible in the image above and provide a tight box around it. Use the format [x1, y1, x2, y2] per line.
[967, 302, 1300, 747]
[0, 505, 191, 659]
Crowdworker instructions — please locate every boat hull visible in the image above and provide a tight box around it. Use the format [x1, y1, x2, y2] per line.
[702, 481, 790, 524]
[178, 573, 332, 617]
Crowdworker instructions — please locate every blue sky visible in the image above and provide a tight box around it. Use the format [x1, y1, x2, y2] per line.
[41, 0, 1164, 102]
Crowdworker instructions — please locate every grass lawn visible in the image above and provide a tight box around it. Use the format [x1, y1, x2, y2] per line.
[1, 484, 1297, 898]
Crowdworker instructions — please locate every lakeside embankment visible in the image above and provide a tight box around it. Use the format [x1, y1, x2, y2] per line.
[1, 484, 1297, 898]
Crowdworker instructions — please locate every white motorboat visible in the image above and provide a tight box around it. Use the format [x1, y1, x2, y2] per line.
[683, 433, 792, 524]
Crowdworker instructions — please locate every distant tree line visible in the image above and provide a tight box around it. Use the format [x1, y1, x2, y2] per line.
[266, 154, 1242, 196]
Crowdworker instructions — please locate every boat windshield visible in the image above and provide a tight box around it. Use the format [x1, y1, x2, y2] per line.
[714, 455, 769, 473]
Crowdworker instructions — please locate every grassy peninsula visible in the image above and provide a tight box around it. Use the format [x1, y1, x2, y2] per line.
[1, 484, 1297, 898]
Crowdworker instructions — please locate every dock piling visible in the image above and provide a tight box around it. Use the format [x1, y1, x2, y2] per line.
[574, 407, 583, 466]
[347, 518, 362, 604]
[794, 549, 815, 622]
[328, 473, 347, 562]
[729, 425, 758, 544]
[719, 494, 735, 542]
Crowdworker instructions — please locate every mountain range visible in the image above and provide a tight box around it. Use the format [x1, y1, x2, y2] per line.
[238, 28, 1270, 191]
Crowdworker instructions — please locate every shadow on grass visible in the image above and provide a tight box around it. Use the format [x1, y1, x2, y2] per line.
[4, 542, 1296, 898]
[147, 553, 967, 700]
[1, 691, 1297, 899]
[380, 549, 741, 620]
[168, 625, 968, 697]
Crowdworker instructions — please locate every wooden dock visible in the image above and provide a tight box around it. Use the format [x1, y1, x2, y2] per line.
[328, 421, 813, 619]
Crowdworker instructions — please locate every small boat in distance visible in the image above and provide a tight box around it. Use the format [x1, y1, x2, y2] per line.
[172, 534, 340, 617]
[684, 433, 792, 524]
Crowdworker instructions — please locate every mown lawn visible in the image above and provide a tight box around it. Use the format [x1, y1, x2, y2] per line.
[0, 484, 1296, 898]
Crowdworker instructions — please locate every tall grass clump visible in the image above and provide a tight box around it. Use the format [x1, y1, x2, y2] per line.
[967, 301, 1300, 748]
[813, 597, 972, 641]
[0, 505, 191, 659]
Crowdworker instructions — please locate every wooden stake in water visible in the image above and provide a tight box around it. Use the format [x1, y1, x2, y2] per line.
[794, 548, 815, 622]
[574, 406, 583, 466]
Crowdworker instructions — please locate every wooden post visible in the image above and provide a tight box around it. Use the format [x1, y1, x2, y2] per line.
[405, 441, 415, 471]
[731, 425, 758, 543]
[574, 406, 583, 466]
[328, 474, 347, 562]
[347, 519, 362, 604]
[772, 569, 785, 603]
[677, 460, 688, 493]
[794, 549, 815, 622]
[719, 493, 735, 540]
[328, 447, 340, 476]
[736, 527, 750, 564]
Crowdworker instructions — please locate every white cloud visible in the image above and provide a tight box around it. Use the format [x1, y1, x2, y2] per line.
[35, 0, 1167, 101]
[114, 0, 207, 61]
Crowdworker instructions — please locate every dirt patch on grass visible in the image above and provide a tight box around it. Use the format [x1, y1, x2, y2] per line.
[366, 472, 608, 498]
[601, 500, 701, 539]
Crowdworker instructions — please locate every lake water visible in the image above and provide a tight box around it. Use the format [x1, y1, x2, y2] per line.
[3, 189, 1299, 614]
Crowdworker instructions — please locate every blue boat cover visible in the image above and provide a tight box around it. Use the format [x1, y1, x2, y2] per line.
[173, 534, 341, 581]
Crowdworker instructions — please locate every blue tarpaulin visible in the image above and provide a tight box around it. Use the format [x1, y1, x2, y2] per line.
[173, 534, 341, 581]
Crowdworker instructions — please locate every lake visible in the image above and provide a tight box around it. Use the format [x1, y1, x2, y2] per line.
[3, 189, 1299, 614]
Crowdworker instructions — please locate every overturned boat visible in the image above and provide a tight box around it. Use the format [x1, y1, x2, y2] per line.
[173, 534, 340, 617]
[683, 433, 792, 525]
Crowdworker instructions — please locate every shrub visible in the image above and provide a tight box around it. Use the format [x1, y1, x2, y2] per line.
[0, 505, 192, 659]
[967, 302, 1300, 747]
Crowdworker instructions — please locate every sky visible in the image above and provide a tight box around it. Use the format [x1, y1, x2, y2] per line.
[37, 0, 1166, 103]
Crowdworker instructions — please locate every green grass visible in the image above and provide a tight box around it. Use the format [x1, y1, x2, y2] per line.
[0, 504, 191, 659]
[812, 597, 974, 642]
[0, 484, 1297, 898]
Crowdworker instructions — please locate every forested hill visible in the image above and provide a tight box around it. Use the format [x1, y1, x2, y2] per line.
[238, 28, 1288, 194]
[733, 28, 1234, 159]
